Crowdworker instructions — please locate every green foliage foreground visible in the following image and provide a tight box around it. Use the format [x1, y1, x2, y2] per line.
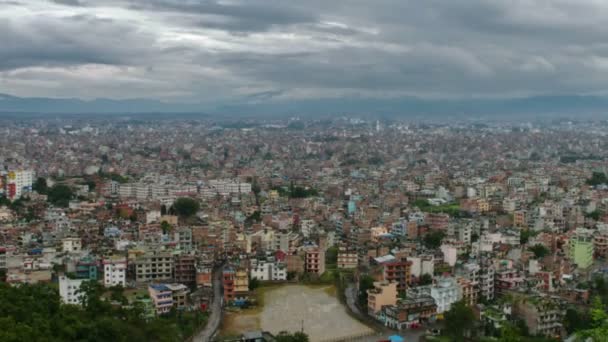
[0, 282, 205, 342]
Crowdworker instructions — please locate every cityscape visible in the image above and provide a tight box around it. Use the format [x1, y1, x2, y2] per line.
[2, 1, 608, 342]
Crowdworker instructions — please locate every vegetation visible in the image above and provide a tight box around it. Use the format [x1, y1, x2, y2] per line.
[32, 177, 48, 194]
[172, 197, 200, 218]
[47, 184, 74, 207]
[520, 229, 537, 245]
[442, 300, 475, 340]
[528, 244, 550, 259]
[275, 331, 309, 342]
[357, 275, 375, 308]
[413, 199, 461, 216]
[325, 246, 338, 268]
[576, 296, 608, 341]
[585, 210, 601, 221]
[0, 281, 205, 342]
[586, 172, 608, 186]
[419, 273, 433, 285]
[423, 230, 446, 249]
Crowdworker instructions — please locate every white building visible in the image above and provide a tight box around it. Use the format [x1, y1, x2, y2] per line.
[440, 244, 458, 267]
[431, 277, 462, 313]
[62, 237, 82, 253]
[103, 258, 127, 287]
[250, 260, 287, 281]
[410, 255, 435, 278]
[7, 170, 34, 200]
[59, 275, 85, 305]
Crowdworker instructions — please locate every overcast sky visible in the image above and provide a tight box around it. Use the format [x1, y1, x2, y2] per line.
[2, 0, 608, 104]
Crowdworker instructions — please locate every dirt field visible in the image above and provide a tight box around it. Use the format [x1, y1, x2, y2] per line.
[220, 284, 373, 341]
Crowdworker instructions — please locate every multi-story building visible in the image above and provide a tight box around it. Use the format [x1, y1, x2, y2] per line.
[568, 229, 594, 269]
[223, 267, 250, 305]
[103, 257, 127, 287]
[174, 254, 197, 286]
[409, 255, 434, 278]
[382, 258, 412, 294]
[381, 296, 437, 330]
[59, 275, 85, 305]
[513, 296, 564, 338]
[337, 246, 358, 269]
[135, 251, 174, 283]
[250, 259, 287, 281]
[479, 256, 495, 301]
[495, 270, 525, 297]
[304, 245, 325, 275]
[0, 247, 6, 270]
[62, 237, 82, 253]
[430, 277, 462, 313]
[148, 283, 190, 315]
[367, 281, 397, 316]
[7, 169, 34, 200]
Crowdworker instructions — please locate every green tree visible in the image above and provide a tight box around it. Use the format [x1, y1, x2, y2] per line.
[32, 177, 48, 194]
[47, 184, 73, 207]
[419, 273, 433, 285]
[160, 221, 173, 234]
[172, 197, 200, 218]
[275, 331, 309, 342]
[358, 275, 375, 308]
[529, 244, 550, 259]
[423, 230, 446, 249]
[443, 300, 475, 340]
[325, 246, 338, 267]
[577, 296, 608, 341]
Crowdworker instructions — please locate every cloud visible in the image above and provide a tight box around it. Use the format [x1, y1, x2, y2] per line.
[2, 0, 608, 102]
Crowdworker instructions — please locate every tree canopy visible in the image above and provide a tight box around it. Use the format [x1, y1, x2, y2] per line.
[172, 197, 200, 218]
[529, 244, 550, 259]
[47, 184, 73, 207]
[443, 300, 475, 339]
[423, 230, 446, 249]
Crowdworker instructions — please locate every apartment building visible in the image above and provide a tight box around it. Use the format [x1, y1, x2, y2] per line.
[174, 254, 197, 285]
[103, 257, 127, 287]
[304, 245, 325, 275]
[135, 251, 174, 282]
[59, 275, 85, 305]
[148, 283, 190, 315]
[337, 246, 358, 269]
[367, 281, 398, 316]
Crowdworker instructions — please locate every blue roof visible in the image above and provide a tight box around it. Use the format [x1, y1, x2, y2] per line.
[149, 284, 170, 291]
[389, 335, 404, 342]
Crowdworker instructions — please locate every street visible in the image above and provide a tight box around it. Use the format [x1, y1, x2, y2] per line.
[193, 267, 223, 342]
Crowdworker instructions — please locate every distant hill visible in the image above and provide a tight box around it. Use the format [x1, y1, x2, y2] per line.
[0, 93, 607, 119]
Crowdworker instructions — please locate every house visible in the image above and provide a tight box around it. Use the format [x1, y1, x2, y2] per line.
[367, 281, 398, 316]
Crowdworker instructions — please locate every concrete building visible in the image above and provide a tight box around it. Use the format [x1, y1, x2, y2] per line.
[7, 169, 34, 200]
[135, 251, 174, 283]
[430, 277, 462, 314]
[304, 245, 325, 275]
[174, 254, 197, 286]
[148, 283, 190, 315]
[62, 237, 82, 253]
[382, 296, 437, 330]
[103, 257, 127, 287]
[250, 259, 287, 281]
[513, 296, 564, 338]
[59, 275, 85, 305]
[367, 281, 398, 316]
[409, 255, 434, 278]
[337, 246, 358, 269]
[382, 258, 412, 294]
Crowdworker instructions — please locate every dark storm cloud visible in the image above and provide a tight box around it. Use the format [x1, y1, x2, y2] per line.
[3, 0, 608, 101]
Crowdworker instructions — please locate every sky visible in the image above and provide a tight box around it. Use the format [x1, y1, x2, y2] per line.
[2, 0, 608, 105]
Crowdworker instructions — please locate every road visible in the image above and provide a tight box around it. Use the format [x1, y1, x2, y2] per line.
[193, 266, 223, 342]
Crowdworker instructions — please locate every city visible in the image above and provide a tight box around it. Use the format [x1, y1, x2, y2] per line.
[0, 118, 607, 341]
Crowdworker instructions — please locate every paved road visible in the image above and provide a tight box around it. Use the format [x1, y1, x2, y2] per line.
[193, 267, 223, 342]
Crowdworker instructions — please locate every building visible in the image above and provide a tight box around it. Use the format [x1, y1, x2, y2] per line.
[103, 257, 127, 287]
[7, 169, 34, 200]
[148, 283, 190, 315]
[430, 277, 462, 313]
[62, 237, 82, 253]
[568, 229, 594, 269]
[174, 254, 197, 285]
[135, 251, 174, 283]
[383, 258, 412, 294]
[304, 245, 325, 275]
[513, 296, 564, 338]
[367, 281, 398, 316]
[250, 260, 287, 281]
[0, 247, 6, 270]
[223, 267, 250, 305]
[381, 296, 437, 330]
[75, 255, 98, 280]
[337, 246, 358, 269]
[409, 255, 434, 278]
[59, 275, 85, 305]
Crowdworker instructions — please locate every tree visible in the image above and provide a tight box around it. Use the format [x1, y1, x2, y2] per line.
[160, 204, 167, 216]
[47, 184, 73, 207]
[443, 300, 475, 340]
[160, 221, 173, 234]
[172, 197, 200, 218]
[325, 246, 338, 267]
[423, 230, 446, 249]
[249, 277, 260, 291]
[529, 244, 550, 259]
[577, 296, 608, 341]
[358, 275, 375, 308]
[419, 273, 433, 285]
[32, 177, 48, 194]
[520, 229, 537, 245]
[275, 331, 309, 342]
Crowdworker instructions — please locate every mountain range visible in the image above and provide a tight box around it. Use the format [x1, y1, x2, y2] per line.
[1, 93, 607, 119]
